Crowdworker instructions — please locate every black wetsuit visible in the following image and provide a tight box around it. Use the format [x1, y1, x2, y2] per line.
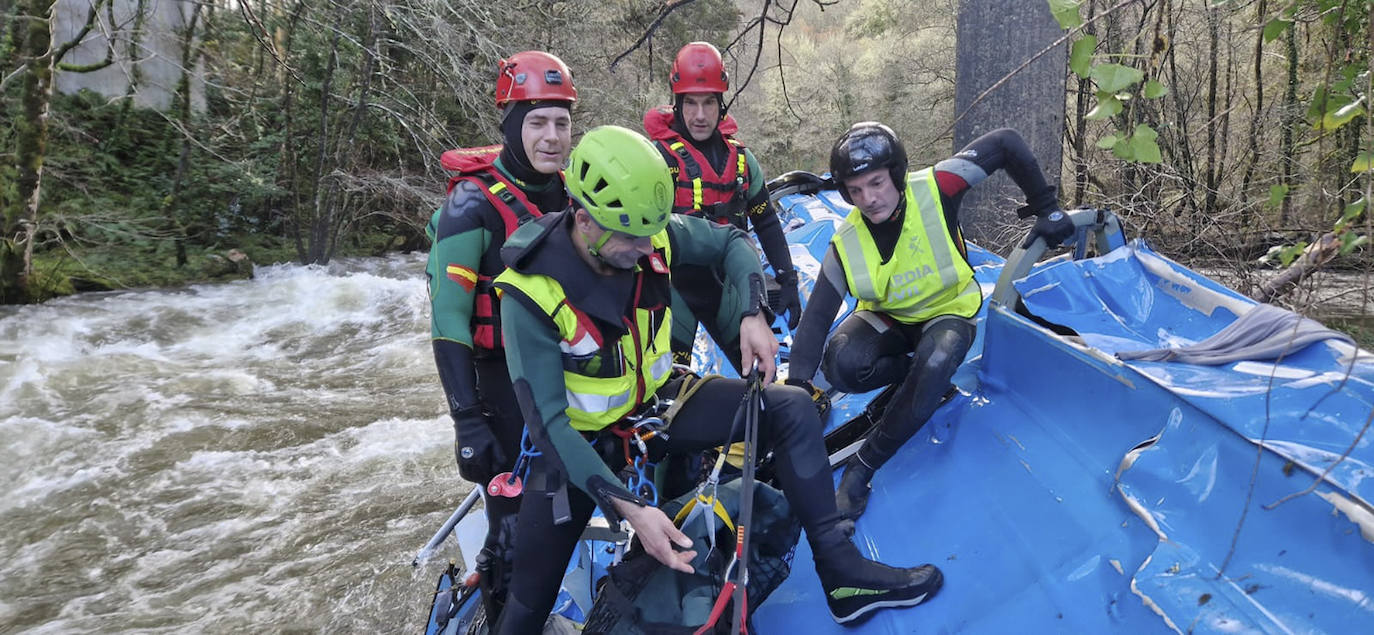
[790, 128, 1059, 469]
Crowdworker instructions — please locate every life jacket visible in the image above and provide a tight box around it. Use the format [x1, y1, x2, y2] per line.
[832, 169, 982, 324]
[642, 106, 751, 227]
[495, 232, 675, 432]
[428, 145, 565, 353]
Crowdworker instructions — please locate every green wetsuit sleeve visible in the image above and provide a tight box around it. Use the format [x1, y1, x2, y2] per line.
[428, 218, 490, 347]
[667, 214, 768, 343]
[743, 148, 766, 200]
[427, 199, 493, 410]
[741, 149, 795, 275]
[499, 291, 645, 522]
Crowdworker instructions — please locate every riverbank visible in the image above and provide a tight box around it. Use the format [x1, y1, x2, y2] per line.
[25, 229, 419, 301]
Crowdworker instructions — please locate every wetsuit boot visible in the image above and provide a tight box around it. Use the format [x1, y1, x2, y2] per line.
[811, 529, 944, 625]
[835, 454, 876, 521]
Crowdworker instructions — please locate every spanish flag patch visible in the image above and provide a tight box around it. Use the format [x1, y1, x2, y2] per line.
[445, 264, 478, 292]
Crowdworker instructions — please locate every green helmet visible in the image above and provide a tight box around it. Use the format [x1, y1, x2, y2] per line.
[566, 125, 673, 237]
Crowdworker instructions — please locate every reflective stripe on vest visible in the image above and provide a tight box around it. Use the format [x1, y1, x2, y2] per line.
[833, 169, 982, 324]
[660, 137, 749, 220]
[495, 233, 675, 432]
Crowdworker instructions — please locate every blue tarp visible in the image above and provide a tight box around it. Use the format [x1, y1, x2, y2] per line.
[748, 190, 1374, 633]
[431, 188, 1374, 634]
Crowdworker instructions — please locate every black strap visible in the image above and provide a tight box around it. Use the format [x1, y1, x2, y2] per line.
[731, 371, 763, 634]
[671, 143, 703, 181]
[468, 170, 538, 229]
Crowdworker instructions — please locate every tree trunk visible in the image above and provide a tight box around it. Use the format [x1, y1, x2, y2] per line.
[953, 0, 1068, 252]
[1239, 0, 1267, 204]
[163, 2, 206, 268]
[1071, 0, 1098, 207]
[1202, 4, 1220, 221]
[2, 0, 56, 303]
[1279, 20, 1298, 227]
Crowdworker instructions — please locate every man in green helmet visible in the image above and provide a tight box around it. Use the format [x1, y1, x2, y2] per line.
[491, 125, 943, 631]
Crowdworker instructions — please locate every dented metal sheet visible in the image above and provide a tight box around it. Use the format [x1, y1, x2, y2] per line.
[746, 190, 1374, 633]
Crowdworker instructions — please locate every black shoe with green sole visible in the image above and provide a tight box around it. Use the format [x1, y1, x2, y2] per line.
[815, 540, 943, 625]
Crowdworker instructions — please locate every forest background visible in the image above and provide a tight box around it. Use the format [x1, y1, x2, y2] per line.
[1, 0, 1372, 340]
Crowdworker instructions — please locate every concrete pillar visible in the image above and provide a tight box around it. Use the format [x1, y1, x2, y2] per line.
[954, 0, 1067, 251]
[52, 0, 203, 112]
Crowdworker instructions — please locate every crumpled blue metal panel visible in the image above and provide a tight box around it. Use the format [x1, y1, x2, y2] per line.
[752, 191, 1374, 633]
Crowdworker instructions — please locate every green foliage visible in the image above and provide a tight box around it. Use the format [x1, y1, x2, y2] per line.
[1108, 124, 1162, 163]
[1276, 242, 1308, 267]
[1050, 1, 1161, 167]
[1048, 0, 1083, 30]
[1339, 232, 1368, 256]
[1352, 151, 1373, 173]
[1090, 64, 1144, 93]
[1262, 18, 1292, 43]
[1267, 185, 1291, 209]
[1069, 35, 1095, 78]
[1334, 199, 1366, 231]
[1086, 95, 1122, 120]
[1313, 94, 1365, 131]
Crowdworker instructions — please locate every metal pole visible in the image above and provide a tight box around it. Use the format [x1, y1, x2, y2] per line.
[412, 487, 482, 567]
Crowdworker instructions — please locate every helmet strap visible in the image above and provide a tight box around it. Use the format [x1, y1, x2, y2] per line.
[587, 226, 613, 258]
[575, 208, 618, 264]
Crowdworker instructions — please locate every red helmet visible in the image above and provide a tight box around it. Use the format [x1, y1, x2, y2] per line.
[670, 42, 728, 94]
[495, 51, 577, 109]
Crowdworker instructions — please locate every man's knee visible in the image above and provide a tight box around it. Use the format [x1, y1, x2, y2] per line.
[820, 333, 869, 393]
[916, 321, 975, 380]
[762, 385, 819, 436]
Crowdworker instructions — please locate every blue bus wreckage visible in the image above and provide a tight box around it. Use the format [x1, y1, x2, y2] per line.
[418, 174, 1374, 634]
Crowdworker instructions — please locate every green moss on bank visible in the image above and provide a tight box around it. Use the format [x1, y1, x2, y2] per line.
[26, 229, 413, 301]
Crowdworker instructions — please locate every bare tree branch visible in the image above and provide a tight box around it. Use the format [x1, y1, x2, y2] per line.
[609, 0, 701, 71]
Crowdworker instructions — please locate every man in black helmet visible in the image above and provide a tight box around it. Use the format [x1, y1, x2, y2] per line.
[785, 123, 1072, 522]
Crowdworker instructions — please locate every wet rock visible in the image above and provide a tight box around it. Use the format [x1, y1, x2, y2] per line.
[203, 249, 255, 279]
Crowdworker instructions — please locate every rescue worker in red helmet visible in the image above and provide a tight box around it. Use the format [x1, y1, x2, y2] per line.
[423, 49, 575, 625]
[786, 122, 1073, 525]
[642, 41, 803, 372]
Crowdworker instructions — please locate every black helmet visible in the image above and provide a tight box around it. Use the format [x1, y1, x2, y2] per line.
[829, 122, 908, 203]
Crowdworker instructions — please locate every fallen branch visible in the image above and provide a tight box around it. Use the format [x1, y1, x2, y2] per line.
[1251, 232, 1342, 303]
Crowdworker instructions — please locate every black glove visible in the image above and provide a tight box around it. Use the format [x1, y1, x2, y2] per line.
[784, 377, 832, 420]
[453, 405, 507, 484]
[1021, 209, 1075, 249]
[775, 270, 803, 330]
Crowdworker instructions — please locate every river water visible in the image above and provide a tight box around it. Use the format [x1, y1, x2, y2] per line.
[0, 253, 469, 633]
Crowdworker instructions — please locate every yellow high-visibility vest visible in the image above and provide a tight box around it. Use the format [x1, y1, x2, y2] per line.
[832, 169, 982, 324]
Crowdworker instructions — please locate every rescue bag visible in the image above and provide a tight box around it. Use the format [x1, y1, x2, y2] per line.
[581, 477, 800, 634]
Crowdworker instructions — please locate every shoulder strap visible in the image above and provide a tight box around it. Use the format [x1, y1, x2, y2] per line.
[463, 169, 545, 239]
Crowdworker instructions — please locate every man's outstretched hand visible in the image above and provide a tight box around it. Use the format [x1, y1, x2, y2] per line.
[612, 498, 697, 573]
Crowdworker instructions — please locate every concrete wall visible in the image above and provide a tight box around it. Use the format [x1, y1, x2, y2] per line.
[52, 0, 204, 112]
[954, 0, 1066, 251]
